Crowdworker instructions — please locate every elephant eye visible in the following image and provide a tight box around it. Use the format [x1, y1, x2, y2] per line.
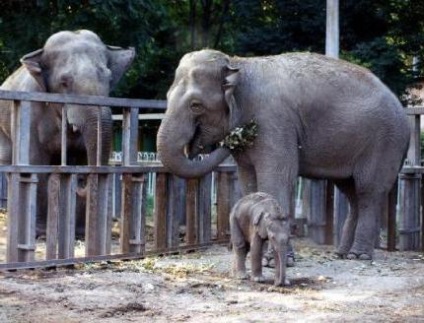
[190, 102, 204, 114]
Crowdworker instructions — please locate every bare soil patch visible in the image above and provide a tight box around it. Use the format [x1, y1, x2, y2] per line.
[1, 238, 424, 322]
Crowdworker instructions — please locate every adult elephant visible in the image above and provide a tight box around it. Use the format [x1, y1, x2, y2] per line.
[0, 30, 135, 234]
[157, 49, 410, 260]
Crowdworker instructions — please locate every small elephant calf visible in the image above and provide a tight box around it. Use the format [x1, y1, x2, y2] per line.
[230, 192, 290, 286]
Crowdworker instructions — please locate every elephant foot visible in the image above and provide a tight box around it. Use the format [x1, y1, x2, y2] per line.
[263, 252, 295, 268]
[274, 278, 290, 287]
[346, 252, 372, 260]
[36, 225, 47, 240]
[335, 244, 352, 258]
[335, 251, 347, 259]
[252, 275, 265, 283]
[75, 226, 85, 239]
[263, 256, 275, 268]
[235, 272, 249, 280]
[287, 251, 295, 267]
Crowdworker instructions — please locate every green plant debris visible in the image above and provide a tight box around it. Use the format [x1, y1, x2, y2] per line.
[220, 119, 258, 152]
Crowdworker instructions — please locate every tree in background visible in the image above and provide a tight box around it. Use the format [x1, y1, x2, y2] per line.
[0, 0, 423, 99]
[0, 0, 173, 98]
[231, 0, 326, 55]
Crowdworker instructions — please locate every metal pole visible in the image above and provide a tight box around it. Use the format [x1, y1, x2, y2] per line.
[326, 0, 339, 58]
[308, 0, 341, 245]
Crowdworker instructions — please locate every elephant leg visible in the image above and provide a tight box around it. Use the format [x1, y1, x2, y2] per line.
[334, 179, 358, 257]
[237, 164, 257, 195]
[75, 195, 86, 239]
[348, 191, 386, 260]
[250, 235, 265, 283]
[0, 131, 12, 165]
[36, 173, 49, 237]
[256, 168, 297, 268]
[75, 174, 88, 238]
[230, 218, 249, 280]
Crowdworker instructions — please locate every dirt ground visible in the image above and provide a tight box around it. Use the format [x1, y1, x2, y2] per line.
[1, 236, 424, 323]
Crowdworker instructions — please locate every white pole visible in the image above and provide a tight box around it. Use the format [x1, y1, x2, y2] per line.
[326, 0, 339, 58]
[325, 0, 349, 246]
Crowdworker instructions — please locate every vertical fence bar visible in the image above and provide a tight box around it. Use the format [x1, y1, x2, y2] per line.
[120, 106, 140, 253]
[154, 172, 167, 249]
[58, 174, 77, 258]
[14, 101, 31, 165]
[197, 173, 212, 244]
[398, 113, 422, 251]
[122, 107, 139, 166]
[308, 180, 327, 244]
[85, 173, 112, 256]
[166, 175, 185, 248]
[0, 173, 7, 209]
[85, 174, 100, 256]
[128, 175, 146, 255]
[399, 173, 421, 250]
[120, 173, 133, 253]
[121, 174, 146, 254]
[47, 174, 77, 259]
[17, 174, 37, 262]
[325, 182, 334, 245]
[46, 174, 60, 259]
[99, 174, 112, 254]
[185, 179, 198, 245]
[6, 174, 20, 262]
[7, 100, 34, 262]
[387, 180, 398, 251]
[216, 171, 231, 241]
[422, 177, 424, 252]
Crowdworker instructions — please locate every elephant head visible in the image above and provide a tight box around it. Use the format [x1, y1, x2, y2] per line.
[20, 29, 135, 165]
[252, 200, 290, 286]
[157, 50, 241, 178]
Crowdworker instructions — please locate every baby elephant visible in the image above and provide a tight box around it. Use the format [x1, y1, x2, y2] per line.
[230, 192, 290, 286]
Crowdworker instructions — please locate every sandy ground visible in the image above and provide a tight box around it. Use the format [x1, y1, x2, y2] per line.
[1, 237, 424, 323]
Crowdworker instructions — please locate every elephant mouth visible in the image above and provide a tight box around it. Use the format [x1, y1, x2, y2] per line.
[186, 126, 218, 159]
[186, 142, 217, 160]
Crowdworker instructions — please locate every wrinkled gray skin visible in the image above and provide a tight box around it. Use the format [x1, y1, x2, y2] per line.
[0, 30, 135, 234]
[230, 192, 290, 286]
[157, 49, 411, 260]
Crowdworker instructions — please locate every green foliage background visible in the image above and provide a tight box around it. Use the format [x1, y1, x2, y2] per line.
[0, 0, 423, 100]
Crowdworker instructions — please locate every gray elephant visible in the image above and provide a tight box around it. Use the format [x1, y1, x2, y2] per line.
[0, 30, 135, 234]
[230, 192, 290, 286]
[157, 49, 410, 260]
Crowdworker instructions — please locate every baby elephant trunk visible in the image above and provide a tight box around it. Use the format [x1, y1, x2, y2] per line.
[274, 244, 289, 287]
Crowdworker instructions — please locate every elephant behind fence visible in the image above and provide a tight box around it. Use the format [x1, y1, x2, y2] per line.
[0, 30, 135, 235]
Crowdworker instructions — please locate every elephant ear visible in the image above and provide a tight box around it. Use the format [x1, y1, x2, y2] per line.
[253, 210, 270, 239]
[107, 46, 136, 90]
[223, 65, 241, 129]
[20, 49, 47, 91]
[253, 210, 264, 226]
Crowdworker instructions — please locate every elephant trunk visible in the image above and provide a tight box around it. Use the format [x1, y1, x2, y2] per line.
[90, 106, 112, 165]
[274, 246, 288, 287]
[157, 114, 230, 178]
[69, 105, 112, 166]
